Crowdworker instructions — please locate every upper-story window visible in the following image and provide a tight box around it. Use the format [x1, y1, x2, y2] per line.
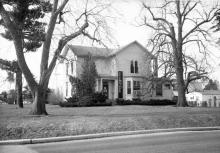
[66, 62, 69, 75]
[70, 61, 73, 74]
[130, 60, 134, 73]
[135, 61, 138, 73]
[130, 60, 138, 74]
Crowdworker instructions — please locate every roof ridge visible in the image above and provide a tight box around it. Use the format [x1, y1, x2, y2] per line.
[66, 41, 153, 58]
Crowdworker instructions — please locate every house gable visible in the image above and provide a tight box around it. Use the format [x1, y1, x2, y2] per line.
[110, 41, 154, 58]
[114, 41, 154, 77]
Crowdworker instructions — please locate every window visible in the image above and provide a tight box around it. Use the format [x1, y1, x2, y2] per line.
[127, 81, 131, 94]
[70, 61, 73, 74]
[135, 61, 138, 73]
[156, 83, 162, 96]
[66, 82, 68, 97]
[164, 84, 171, 89]
[130, 60, 138, 74]
[133, 81, 140, 90]
[66, 62, 69, 75]
[130, 60, 134, 73]
[133, 81, 141, 98]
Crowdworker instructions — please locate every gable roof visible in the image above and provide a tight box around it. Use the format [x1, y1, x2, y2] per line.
[109, 41, 154, 58]
[67, 45, 114, 58]
[66, 41, 154, 58]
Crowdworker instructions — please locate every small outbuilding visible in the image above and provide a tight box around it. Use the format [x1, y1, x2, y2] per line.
[186, 90, 220, 107]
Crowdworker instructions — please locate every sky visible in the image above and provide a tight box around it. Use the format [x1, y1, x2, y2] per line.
[0, 0, 220, 92]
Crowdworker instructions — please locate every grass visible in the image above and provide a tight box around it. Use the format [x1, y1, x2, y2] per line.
[0, 104, 220, 140]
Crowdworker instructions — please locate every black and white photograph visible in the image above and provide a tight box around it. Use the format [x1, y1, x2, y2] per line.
[0, 0, 220, 152]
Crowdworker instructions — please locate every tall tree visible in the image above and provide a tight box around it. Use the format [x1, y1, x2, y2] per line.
[69, 54, 98, 97]
[141, 0, 218, 106]
[0, 0, 111, 115]
[0, 0, 51, 108]
[81, 53, 98, 95]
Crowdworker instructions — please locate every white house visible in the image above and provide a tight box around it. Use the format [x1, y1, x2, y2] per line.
[49, 41, 173, 101]
[186, 90, 220, 107]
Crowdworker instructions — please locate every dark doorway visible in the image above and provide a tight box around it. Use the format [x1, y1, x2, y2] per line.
[103, 80, 109, 98]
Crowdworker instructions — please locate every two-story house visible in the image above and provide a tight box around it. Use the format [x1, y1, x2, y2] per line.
[49, 41, 173, 101]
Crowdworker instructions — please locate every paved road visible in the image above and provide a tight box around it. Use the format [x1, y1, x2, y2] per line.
[1, 130, 220, 153]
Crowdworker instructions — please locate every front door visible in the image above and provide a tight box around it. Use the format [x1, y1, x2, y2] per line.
[103, 80, 109, 98]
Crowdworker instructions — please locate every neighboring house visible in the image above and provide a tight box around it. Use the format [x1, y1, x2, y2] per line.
[50, 41, 173, 101]
[186, 90, 220, 107]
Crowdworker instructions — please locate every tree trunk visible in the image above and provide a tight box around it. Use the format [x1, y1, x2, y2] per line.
[29, 86, 48, 115]
[15, 70, 23, 108]
[176, 63, 188, 107]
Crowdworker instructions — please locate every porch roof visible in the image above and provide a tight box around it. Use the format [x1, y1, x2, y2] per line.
[98, 74, 117, 80]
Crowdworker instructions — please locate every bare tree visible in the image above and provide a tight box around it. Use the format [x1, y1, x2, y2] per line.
[0, 0, 111, 115]
[141, 0, 218, 106]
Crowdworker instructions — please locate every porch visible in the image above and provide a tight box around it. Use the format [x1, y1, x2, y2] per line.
[96, 76, 117, 99]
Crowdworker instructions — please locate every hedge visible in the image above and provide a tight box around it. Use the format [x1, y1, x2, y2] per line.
[116, 98, 176, 106]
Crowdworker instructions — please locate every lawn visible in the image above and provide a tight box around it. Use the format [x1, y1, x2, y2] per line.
[0, 104, 220, 140]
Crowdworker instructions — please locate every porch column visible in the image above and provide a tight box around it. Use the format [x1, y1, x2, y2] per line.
[95, 79, 99, 92]
[100, 78, 103, 92]
[114, 79, 118, 99]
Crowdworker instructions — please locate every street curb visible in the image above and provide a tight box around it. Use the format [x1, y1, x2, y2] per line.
[1, 126, 220, 145]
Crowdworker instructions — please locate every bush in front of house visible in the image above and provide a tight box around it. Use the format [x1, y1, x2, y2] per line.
[145, 99, 176, 105]
[116, 99, 137, 105]
[78, 92, 111, 106]
[187, 101, 197, 107]
[59, 92, 111, 107]
[201, 101, 208, 107]
[90, 92, 113, 106]
[91, 92, 107, 103]
[59, 95, 79, 107]
[116, 98, 175, 106]
[77, 95, 93, 106]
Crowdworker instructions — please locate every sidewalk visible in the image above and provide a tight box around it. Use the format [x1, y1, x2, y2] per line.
[1, 126, 220, 145]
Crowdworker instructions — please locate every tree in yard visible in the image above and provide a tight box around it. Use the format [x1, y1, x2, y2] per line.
[0, 0, 52, 108]
[141, 0, 219, 106]
[0, 59, 23, 107]
[81, 53, 98, 95]
[0, 0, 111, 115]
[69, 54, 98, 99]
